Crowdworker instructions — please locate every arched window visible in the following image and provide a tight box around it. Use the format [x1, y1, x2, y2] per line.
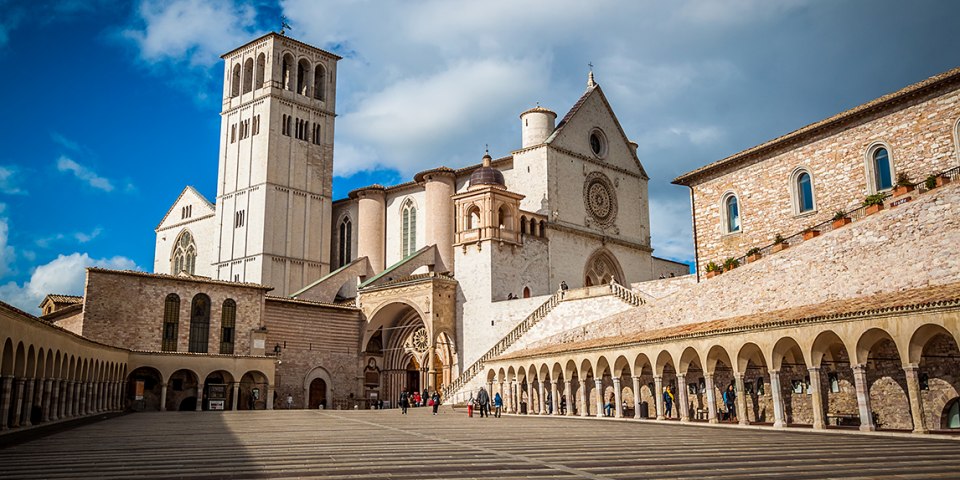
[314, 64, 326, 101]
[539, 220, 546, 237]
[161, 294, 179, 352]
[242, 58, 253, 94]
[522, 286, 531, 298]
[220, 299, 236, 354]
[338, 217, 352, 268]
[297, 59, 311, 96]
[466, 205, 481, 230]
[231, 64, 241, 97]
[792, 169, 815, 214]
[281, 53, 295, 91]
[722, 194, 740, 233]
[497, 205, 509, 229]
[171, 230, 197, 275]
[871, 146, 894, 191]
[188, 294, 210, 353]
[401, 200, 417, 257]
[255, 53, 265, 90]
[520, 215, 528, 234]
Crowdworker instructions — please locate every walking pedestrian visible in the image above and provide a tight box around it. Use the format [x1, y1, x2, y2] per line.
[663, 386, 674, 418]
[723, 384, 737, 422]
[559, 395, 567, 415]
[559, 280, 569, 298]
[493, 392, 503, 418]
[431, 391, 441, 415]
[476, 387, 490, 418]
[399, 392, 409, 415]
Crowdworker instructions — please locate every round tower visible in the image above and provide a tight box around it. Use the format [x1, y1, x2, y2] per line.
[415, 167, 457, 273]
[349, 185, 386, 273]
[519, 106, 557, 148]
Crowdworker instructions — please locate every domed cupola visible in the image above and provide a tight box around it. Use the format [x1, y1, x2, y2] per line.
[468, 151, 505, 190]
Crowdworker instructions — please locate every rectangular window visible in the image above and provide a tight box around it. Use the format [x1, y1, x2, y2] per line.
[231, 124, 236, 143]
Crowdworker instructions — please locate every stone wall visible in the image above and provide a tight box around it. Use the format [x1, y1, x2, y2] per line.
[82, 269, 268, 354]
[262, 298, 363, 409]
[686, 83, 960, 276]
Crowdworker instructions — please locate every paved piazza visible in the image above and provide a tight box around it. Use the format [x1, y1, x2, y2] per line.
[2, 410, 960, 479]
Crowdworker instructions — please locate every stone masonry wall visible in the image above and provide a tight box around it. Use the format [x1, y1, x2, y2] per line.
[688, 84, 960, 276]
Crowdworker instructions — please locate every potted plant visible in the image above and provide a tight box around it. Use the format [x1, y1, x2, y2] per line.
[863, 193, 886, 216]
[832, 210, 851, 229]
[746, 247, 762, 263]
[937, 173, 952, 188]
[802, 227, 820, 240]
[925, 174, 938, 191]
[705, 261, 721, 279]
[892, 172, 913, 197]
[723, 257, 740, 272]
[771, 233, 788, 253]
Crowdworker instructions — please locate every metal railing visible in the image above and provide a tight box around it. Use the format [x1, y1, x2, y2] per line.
[713, 164, 960, 275]
[442, 291, 563, 400]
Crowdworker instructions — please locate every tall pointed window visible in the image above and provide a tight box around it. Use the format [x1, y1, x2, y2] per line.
[161, 294, 180, 352]
[722, 193, 740, 233]
[242, 58, 254, 94]
[793, 169, 815, 214]
[401, 199, 417, 257]
[231, 64, 241, 97]
[172, 230, 197, 275]
[255, 53, 265, 90]
[220, 299, 236, 354]
[338, 217, 352, 268]
[873, 147, 893, 191]
[188, 294, 210, 353]
[314, 65, 326, 101]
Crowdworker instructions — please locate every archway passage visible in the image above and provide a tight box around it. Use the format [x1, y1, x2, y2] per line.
[309, 378, 327, 409]
[203, 371, 234, 411]
[584, 249, 624, 287]
[166, 369, 199, 412]
[405, 357, 421, 394]
[127, 367, 162, 412]
[239, 371, 269, 410]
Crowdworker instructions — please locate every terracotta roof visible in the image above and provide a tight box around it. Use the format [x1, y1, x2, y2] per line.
[87, 268, 274, 291]
[673, 66, 960, 186]
[265, 295, 359, 311]
[498, 281, 960, 361]
[41, 294, 83, 306]
[520, 105, 557, 117]
[413, 166, 457, 183]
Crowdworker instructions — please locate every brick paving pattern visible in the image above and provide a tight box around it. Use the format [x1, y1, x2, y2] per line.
[2, 409, 959, 479]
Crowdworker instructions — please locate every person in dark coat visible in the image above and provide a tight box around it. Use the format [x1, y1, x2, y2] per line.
[493, 392, 503, 418]
[399, 392, 409, 415]
[663, 386, 674, 418]
[431, 391, 441, 415]
[723, 385, 737, 422]
[476, 387, 490, 418]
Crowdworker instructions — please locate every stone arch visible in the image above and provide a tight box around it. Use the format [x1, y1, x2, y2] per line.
[242, 57, 254, 93]
[166, 368, 200, 412]
[738, 342, 771, 424]
[908, 324, 960, 365]
[314, 64, 326, 100]
[231, 63, 241, 97]
[296, 58, 312, 95]
[772, 336, 811, 425]
[857, 328, 911, 430]
[810, 330, 850, 368]
[304, 366, 333, 410]
[255, 52, 265, 89]
[1, 338, 12, 376]
[202, 370, 235, 411]
[913, 326, 960, 431]
[583, 248, 624, 287]
[239, 370, 270, 410]
[281, 52, 295, 90]
[127, 366, 164, 412]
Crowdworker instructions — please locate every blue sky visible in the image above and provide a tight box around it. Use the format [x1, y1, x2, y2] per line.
[1, 0, 959, 313]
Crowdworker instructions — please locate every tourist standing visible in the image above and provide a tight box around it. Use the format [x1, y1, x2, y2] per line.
[413, 390, 421, 408]
[477, 387, 490, 418]
[663, 386, 674, 418]
[723, 385, 737, 422]
[493, 392, 503, 418]
[399, 392, 409, 415]
[559, 281, 569, 298]
[422, 389, 429, 407]
[559, 395, 567, 415]
[432, 391, 441, 415]
[604, 393, 614, 417]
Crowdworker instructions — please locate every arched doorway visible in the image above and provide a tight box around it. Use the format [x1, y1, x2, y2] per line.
[203, 370, 234, 411]
[239, 370, 269, 410]
[583, 248, 624, 286]
[309, 379, 327, 409]
[126, 367, 163, 411]
[405, 357, 421, 395]
[166, 369, 199, 412]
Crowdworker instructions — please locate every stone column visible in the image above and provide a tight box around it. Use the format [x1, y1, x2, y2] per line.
[579, 380, 589, 417]
[41, 379, 53, 422]
[734, 373, 748, 425]
[266, 386, 274, 410]
[428, 346, 438, 393]
[62, 381, 71, 418]
[808, 367, 826, 430]
[538, 381, 548, 415]
[527, 381, 535, 414]
[551, 380, 560, 416]
[355, 186, 387, 272]
[159, 384, 168, 411]
[705, 374, 718, 424]
[612, 377, 623, 418]
[0, 376, 13, 430]
[677, 374, 690, 422]
[769, 370, 786, 428]
[11, 378, 25, 428]
[74, 382, 82, 416]
[631, 376, 642, 419]
[903, 364, 928, 434]
[232, 384, 240, 411]
[507, 381, 515, 413]
[196, 385, 204, 411]
[654, 376, 664, 420]
[852, 364, 875, 431]
[420, 170, 456, 271]
[22, 378, 36, 425]
[497, 381, 505, 413]
[33, 378, 45, 421]
[79, 382, 88, 416]
[49, 380, 60, 421]
[594, 379, 604, 418]
[565, 379, 574, 417]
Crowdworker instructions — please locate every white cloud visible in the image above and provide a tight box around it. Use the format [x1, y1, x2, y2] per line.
[56, 156, 115, 192]
[35, 227, 104, 248]
[0, 166, 25, 195]
[122, 0, 260, 67]
[649, 197, 694, 264]
[0, 253, 138, 314]
[0, 205, 14, 277]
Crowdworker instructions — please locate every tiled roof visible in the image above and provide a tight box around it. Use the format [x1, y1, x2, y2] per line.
[87, 268, 274, 290]
[42, 294, 83, 305]
[265, 295, 359, 310]
[673, 66, 960, 185]
[498, 281, 960, 361]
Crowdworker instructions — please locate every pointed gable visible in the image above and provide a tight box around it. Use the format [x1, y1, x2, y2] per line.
[546, 85, 648, 179]
[156, 186, 216, 231]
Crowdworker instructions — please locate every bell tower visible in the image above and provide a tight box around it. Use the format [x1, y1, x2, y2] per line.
[214, 33, 341, 296]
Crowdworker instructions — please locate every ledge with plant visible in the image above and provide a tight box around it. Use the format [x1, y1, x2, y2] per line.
[863, 193, 886, 215]
[746, 247, 762, 263]
[771, 233, 788, 253]
[832, 210, 851, 229]
[705, 261, 722, 279]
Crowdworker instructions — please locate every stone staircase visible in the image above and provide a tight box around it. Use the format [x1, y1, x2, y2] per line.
[443, 284, 645, 402]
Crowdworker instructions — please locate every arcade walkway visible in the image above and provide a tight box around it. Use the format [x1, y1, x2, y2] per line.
[1, 408, 959, 479]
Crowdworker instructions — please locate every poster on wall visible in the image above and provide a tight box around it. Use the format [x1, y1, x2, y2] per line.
[135, 380, 145, 401]
[209, 400, 225, 411]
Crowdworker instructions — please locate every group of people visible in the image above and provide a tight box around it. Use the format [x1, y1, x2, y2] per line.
[470, 387, 503, 418]
[399, 389, 442, 415]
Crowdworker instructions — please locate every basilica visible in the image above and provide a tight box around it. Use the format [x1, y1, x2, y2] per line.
[3, 31, 960, 437]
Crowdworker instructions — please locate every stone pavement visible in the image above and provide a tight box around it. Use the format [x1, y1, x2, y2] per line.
[2, 407, 959, 479]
